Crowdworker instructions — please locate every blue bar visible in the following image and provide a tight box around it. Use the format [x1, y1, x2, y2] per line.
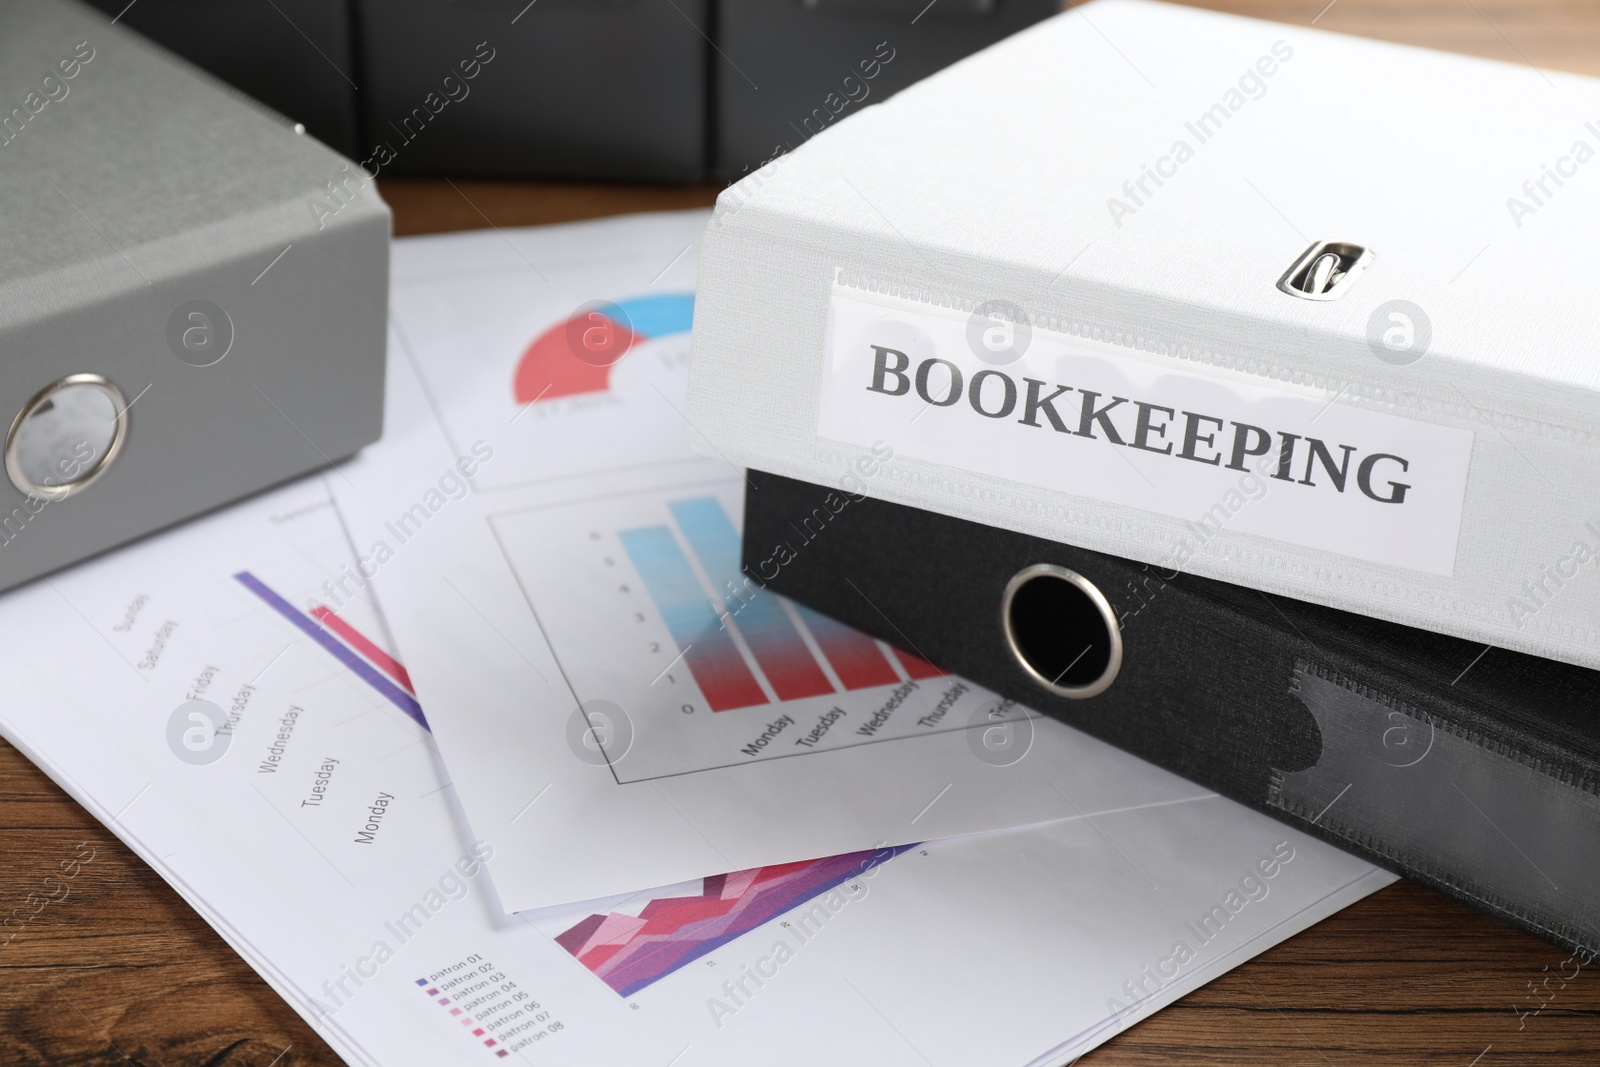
[669, 498, 833, 701]
[618, 526, 767, 711]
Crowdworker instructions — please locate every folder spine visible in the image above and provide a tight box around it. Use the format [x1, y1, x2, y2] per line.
[742, 469, 1600, 959]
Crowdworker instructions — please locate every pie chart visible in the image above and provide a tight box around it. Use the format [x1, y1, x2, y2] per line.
[513, 293, 695, 405]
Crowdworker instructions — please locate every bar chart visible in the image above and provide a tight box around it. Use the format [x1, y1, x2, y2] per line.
[617, 523, 771, 711]
[614, 495, 918, 711]
[790, 602, 903, 690]
[489, 479, 991, 782]
[667, 497, 835, 703]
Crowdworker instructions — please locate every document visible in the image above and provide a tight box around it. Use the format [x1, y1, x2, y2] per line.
[333, 212, 1217, 910]
[0, 475, 1392, 1066]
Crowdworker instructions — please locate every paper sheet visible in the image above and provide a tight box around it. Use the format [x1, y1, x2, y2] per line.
[330, 212, 1232, 910]
[0, 475, 1392, 1067]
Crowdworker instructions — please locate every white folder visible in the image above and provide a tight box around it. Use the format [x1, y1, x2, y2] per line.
[687, 0, 1600, 670]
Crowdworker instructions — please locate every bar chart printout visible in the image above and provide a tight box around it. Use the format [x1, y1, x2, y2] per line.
[616, 525, 768, 712]
[669, 497, 833, 702]
[487, 481, 991, 782]
[791, 602, 901, 690]
[548, 844, 915, 998]
[616, 495, 930, 712]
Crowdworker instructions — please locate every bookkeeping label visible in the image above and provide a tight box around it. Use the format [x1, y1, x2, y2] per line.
[817, 281, 1475, 575]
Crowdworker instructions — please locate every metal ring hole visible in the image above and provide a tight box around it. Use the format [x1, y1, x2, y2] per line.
[1002, 564, 1122, 699]
[5, 374, 128, 500]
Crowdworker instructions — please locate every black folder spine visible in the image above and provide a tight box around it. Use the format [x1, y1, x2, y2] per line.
[742, 470, 1600, 957]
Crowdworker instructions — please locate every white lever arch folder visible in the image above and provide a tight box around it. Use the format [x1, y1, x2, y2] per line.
[686, 0, 1600, 671]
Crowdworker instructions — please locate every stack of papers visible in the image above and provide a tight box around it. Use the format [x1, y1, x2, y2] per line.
[0, 211, 1392, 1065]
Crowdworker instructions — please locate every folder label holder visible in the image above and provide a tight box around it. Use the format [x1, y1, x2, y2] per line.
[817, 272, 1476, 575]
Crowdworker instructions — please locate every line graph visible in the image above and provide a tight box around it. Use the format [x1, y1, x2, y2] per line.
[546, 844, 914, 997]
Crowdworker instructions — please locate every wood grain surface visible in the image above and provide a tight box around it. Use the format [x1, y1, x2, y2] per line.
[5, 1, 1600, 1064]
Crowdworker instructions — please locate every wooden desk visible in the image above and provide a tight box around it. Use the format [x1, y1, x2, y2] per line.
[4, 1, 1598, 1062]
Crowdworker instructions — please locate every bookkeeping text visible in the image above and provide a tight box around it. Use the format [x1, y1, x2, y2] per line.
[865, 345, 1413, 505]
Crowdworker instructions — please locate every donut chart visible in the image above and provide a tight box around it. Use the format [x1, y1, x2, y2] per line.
[513, 293, 694, 404]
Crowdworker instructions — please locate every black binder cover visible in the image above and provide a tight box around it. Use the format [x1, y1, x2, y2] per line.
[354, 0, 706, 180]
[743, 470, 1600, 957]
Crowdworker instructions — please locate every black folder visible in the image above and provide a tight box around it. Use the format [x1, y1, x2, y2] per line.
[354, 0, 707, 180]
[83, 0, 362, 157]
[716, 0, 1059, 178]
[743, 469, 1600, 957]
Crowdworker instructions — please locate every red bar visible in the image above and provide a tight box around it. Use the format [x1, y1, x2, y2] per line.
[668, 497, 834, 702]
[618, 526, 769, 712]
[792, 604, 899, 691]
[685, 635, 771, 711]
[891, 646, 946, 680]
[748, 636, 835, 701]
[311, 605, 415, 693]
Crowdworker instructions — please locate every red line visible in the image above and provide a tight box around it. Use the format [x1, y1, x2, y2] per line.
[311, 606, 415, 694]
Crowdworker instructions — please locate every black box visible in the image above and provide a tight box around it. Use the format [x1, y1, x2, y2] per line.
[354, 0, 707, 180]
[716, 0, 1059, 177]
[82, 0, 362, 157]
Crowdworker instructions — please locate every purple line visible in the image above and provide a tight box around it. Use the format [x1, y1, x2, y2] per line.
[234, 571, 428, 731]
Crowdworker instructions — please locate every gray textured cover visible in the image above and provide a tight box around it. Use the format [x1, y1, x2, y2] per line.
[0, 0, 389, 589]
